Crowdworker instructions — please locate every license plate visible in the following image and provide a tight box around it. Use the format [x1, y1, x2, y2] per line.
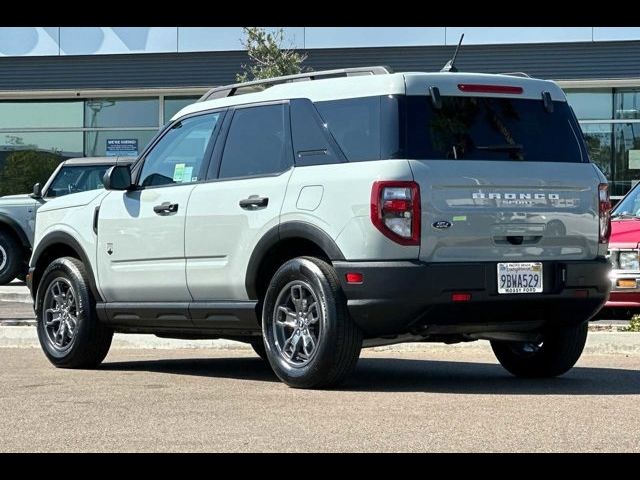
[497, 262, 543, 294]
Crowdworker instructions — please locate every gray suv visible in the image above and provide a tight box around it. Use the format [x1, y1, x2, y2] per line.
[0, 157, 133, 284]
[28, 68, 612, 389]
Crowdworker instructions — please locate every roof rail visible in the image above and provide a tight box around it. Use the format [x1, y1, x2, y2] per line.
[499, 72, 531, 78]
[198, 66, 393, 102]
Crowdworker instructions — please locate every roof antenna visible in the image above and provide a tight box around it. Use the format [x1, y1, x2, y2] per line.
[441, 33, 464, 72]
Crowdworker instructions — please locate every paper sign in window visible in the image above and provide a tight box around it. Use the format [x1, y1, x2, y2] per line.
[629, 150, 640, 170]
[172, 163, 186, 182]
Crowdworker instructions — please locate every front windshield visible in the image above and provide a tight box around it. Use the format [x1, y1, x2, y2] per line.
[46, 164, 110, 198]
[613, 183, 640, 217]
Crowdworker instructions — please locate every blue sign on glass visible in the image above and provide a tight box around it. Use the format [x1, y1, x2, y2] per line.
[106, 139, 138, 157]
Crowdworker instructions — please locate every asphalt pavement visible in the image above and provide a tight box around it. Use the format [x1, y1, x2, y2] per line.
[1, 347, 639, 452]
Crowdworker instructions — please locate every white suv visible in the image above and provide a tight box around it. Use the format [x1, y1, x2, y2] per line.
[28, 67, 611, 388]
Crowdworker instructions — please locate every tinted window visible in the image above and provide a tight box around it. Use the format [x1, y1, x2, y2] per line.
[219, 104, 292, 178]
[404, 96, 586, 163]
[315, 97, 381, 161]
[139, 112, 220, 187]
[46, 164, 111, 198]
[290, 99, 342, 166]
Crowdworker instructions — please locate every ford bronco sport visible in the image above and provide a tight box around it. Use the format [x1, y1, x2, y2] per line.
[27, 67, 611, 388]
[0, 157, 132, 285]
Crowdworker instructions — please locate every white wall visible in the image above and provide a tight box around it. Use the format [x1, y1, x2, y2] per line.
[0, 27, 638, 57]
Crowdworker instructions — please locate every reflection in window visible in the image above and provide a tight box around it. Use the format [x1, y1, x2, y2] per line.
[84, 98, 159, 128]
[219, 105, 291, 178]
[615, 89, 640, 120]
[0, 101, 83, 129]
[581, 124, 613, 178]
[139, 113, 219, 187]
[46, 164, 111, 198]
[163, 97, 200, 123]
[315, 97, 381, 162]
[613, 123, 640, 196]
[564, 89, 613, 120]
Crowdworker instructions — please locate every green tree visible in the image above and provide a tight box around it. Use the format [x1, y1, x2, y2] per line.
[236, 27, 308, 82]
[0, 150, 64, 196]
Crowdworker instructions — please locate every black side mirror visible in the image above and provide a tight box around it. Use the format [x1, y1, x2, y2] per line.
[103, 165, 133, 191]
[30, 183, 42, 199]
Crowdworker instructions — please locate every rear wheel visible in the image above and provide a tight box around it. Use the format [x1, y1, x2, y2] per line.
[0, 231, 22, 285]
[36, 257, 113, 368]
[491, 321, 588, 378]
[262, 256, 362, 389]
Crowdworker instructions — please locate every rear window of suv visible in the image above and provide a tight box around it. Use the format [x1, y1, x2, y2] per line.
[313, 95, 586, 163]
[404, 95, 586, 162]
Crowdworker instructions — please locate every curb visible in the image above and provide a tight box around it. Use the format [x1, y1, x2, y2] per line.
[1, 326, 639, 354]
[0, 283, 31, 304]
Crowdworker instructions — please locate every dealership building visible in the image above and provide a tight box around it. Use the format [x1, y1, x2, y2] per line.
[0, 27, 639, 196]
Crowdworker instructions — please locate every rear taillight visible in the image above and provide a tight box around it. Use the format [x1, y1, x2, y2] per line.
[599, 183, 611, 244]
[371, 181, 420, 246]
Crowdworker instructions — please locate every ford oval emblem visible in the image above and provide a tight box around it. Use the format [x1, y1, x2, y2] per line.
[432, 220, 452, 230]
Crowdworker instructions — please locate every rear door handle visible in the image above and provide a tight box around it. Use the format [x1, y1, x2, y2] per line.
[153, 202, 179, 215]
[239, 195, 269, 209]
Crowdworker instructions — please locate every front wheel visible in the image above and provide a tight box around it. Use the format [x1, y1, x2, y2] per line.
[36, 257, 113, 369]
[491, 321, 588, 378]
[262, 257, 363, 389]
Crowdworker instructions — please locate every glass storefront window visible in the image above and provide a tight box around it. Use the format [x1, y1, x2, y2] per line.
[565, 89, 612, 120]
[581, 124, 613, 179]
[84, 98, 159, 128]
[0, 101, 83, 129]
[0, 130, 83, 195]
[84, 130, 157, 157]
[615, 89, 640, 120]
[613, 123, 640, 196]
[163, 96, 200, 122]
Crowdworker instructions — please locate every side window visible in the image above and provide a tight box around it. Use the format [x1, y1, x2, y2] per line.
[290, 99, 342, 166]
[46, 165, 110, 198]
[218, 104, 292, 179]
[139, 112, 220, 187]
[315, 96, 381, 162]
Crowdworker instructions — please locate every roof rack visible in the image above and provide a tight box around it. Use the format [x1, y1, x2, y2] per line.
[499, 72, 531, 78]
[198, 66, 393, 102]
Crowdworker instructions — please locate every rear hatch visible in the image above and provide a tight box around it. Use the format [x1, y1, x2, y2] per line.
[402, 73, 603, 263]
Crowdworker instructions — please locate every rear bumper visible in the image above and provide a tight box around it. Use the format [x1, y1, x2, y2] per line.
[334, 258, 611, 337]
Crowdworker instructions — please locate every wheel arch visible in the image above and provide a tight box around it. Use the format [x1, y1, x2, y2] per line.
[245, 221, 345, 301]
[0, 214, 30, 249]
[31, 231, 102, 303]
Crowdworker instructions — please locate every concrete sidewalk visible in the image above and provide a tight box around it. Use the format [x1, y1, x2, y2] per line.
[1, 326, 638, 355]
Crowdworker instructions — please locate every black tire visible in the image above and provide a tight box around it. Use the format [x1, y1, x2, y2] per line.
[262, 256, 362, 389]
[491, 321, 588, 378]
[250, 338, 268, 361]
[36, 257, 113, 369]
[0, 231, 22, 285]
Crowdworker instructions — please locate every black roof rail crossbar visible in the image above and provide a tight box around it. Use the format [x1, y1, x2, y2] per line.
[498, 72, 531, 78]
[198, 66, 393, 102]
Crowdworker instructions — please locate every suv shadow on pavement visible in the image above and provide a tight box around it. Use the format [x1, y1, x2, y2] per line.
[98, 356, 640, 395]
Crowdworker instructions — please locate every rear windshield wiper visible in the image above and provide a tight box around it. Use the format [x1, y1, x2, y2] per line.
[475, 144, 523, 152]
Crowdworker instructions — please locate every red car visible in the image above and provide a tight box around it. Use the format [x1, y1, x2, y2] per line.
[601, 184, 640, 318]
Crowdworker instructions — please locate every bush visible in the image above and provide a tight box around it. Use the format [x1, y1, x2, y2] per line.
[625, 315, 640, 332]
[0, 150, 64, 196]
